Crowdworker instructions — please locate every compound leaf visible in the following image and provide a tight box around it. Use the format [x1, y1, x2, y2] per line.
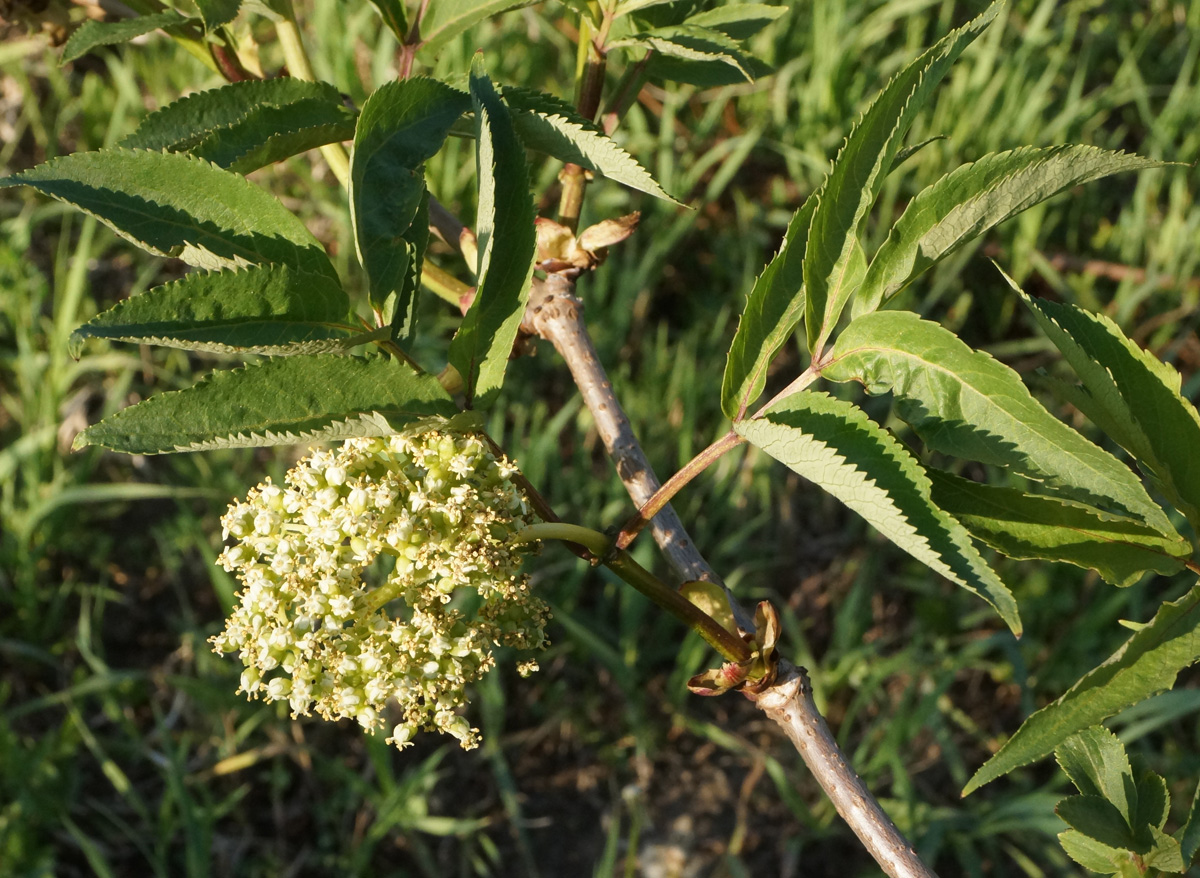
[61, 11, 191, 64]
[121, 79, 357, 174]
[1, 149, 336, 281]
[351, 78, 469, 327]
[823, 310, 1177, 534]
[928, 471, 1188, 588]
[69, 264, 358, 356]
[503, 87, 679, 203]
[804, 2, 1000, 356]
[74, 354, 458, 454]
[855, 146, 1162, 316]
[735, 391, 1020, 634]
[448, 59, 536, 409]
[1018, 281, 1200, 537]
[966, 578, 1200, 795]
[721, 191, 817, 419]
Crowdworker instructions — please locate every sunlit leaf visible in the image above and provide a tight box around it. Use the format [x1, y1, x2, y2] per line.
[735, 391, 1020, 634]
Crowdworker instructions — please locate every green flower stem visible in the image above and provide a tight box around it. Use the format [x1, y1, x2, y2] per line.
[614, 429, 745, 551]
[274, 4, 351, 188]
[514, 523, 751, 663]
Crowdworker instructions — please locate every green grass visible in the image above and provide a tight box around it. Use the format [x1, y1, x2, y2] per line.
[2, 1, 1199, 876]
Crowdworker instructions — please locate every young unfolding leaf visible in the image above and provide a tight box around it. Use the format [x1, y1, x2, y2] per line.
[351, 78, 469, 332]
[928, 471, 1188, 588]
[804, 2, 1000, 357]
[0, 149, 336, 281]
[121, 79, 357, 174]
[735, 391, 1020, 634]
[853, 146, 1162, 316]
[60, 11, 192, 64]
[721, 192, 817, 420]
[503, 87, 679, 203]
[416, 0, 540, 59]
[73, 355, 458, 454]
[448, 60, 536, 409]
[965, 578, 1200, 795]
[1017, 280, 1200, 537]
[68, 264, 360, 357]
[823, 311, 1177, 534]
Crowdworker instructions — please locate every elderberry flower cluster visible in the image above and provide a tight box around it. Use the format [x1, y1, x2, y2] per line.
[210, 432, 548, 750]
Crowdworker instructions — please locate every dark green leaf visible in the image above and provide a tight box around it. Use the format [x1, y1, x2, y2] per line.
[1055, 727, 1135, 820]
[60, 11, 191, 64]
[1133, 764, 1169, 832]
[503, 87, 679, 203]
[69, 264, 358, 356]
[366, 0, 408, 40]
[1056, 796, 1138, 851]
[416, 0, 540, 58]
[721, 191, 816, 419]
[966, 578, 1200, 795]
[612, 25, 759, 85]
[351, 78, 469, 320]
[1018, 281, 1200, 536]
[683, 4, 788, 41]
[854, 147, 1161, 316]
[1, 149, 336, 280]
[122, 79, 357, 174]
[194, 0, 242, 29]
[824, 311, 1178, 533]
[929, 471, 1188, 588]
[74, 355, 458, 454]
[804, 2, 1000, 356]
[1178, 780, 1200, 865]
[735, 391, 1020, 634]
[448, 59, 536, 409]
[383, 190, 430, 341]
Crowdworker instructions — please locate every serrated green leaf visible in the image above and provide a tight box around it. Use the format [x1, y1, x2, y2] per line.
[1055, 727, 1135, 820]
[1057, 796, 1139, 851]
[449, 59, 536, 410]
[1142, 827, 1186, 873]
[611, 25, 757, 85]
[68, 264, 358, 357]
[804, 2, 1000, 357]
[854, 147, 1162, 316]
[503, 86, 679, 203]
[194, 0, 241, 29]
[735, 391, 1020, 634]
[351, 78, 469, 323]
[823, 311, 1177, 534]
[721, 191, 817, 420]
[1, 149, 336, 280]
[965, 578, 1200, 795]
[1133, 765, 1169, 833]
[1177, 780, 1200, 864]
[1058, 829, 1127, 874]
[928, 471, 1188, 588]
[416, 0, 540, 58]
[683, 4, 788, 41]
[60, 11, 191, 64]
[74, 355, 458, 454]
[366, 0, 408, 40]
[1017, 281, 1200, 536]
[122, 79, 357, 174]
